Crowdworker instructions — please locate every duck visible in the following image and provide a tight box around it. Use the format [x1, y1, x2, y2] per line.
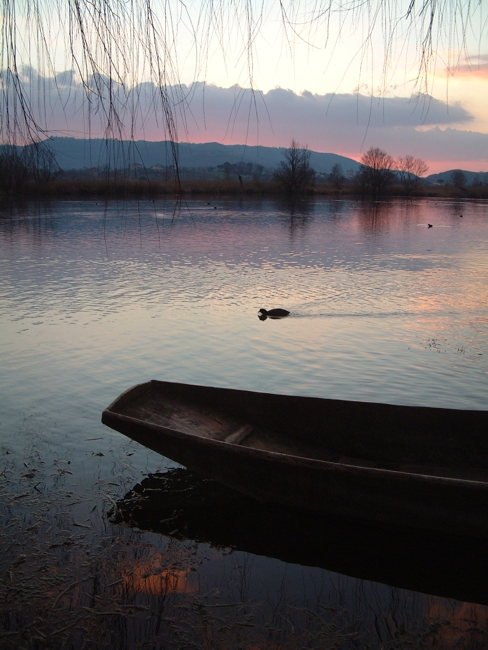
[258, 308, 290, 320]
[428, 223, 433, 228]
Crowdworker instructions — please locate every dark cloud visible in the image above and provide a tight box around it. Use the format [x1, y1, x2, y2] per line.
[176, 83, 484, 165]
[262, 88, 470, 128]
[351, 126, 488, 163]
[4, 70, 486, 168]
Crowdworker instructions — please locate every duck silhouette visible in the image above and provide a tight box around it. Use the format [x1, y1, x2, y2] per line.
[258, 308, 290, 321]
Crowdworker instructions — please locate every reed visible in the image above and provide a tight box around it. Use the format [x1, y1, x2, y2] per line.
[2, 176, 487, 200]
[2, 449, 487, 650]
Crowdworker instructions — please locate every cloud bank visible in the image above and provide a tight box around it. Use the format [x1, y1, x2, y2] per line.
[5, 69, 488, 171]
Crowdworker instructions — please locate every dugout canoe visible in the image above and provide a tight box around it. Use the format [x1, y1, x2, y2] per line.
[102, 380, 488, 537]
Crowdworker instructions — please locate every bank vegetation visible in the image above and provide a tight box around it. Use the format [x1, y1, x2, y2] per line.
[2, 176, 487, 201]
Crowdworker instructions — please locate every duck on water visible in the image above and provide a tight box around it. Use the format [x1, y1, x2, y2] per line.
[258, 308, 290, 321]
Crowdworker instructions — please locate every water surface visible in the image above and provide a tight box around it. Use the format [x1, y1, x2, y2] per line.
[1, 197, 487, 648]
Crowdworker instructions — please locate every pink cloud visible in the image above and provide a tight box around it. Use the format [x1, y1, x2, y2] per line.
[443, 55, 488, 80]
[449, 64, 488, 80]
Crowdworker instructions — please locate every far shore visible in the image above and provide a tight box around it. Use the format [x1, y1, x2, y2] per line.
[1, 177, 488, 201]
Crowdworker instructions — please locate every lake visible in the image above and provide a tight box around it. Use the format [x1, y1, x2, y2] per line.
[1, 196, 487, 648]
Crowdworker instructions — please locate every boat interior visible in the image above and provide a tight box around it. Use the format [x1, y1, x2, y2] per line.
[111, 382, 488, 483]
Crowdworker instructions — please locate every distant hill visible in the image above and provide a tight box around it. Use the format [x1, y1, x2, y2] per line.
[5, 138, 485, 182]
[425, 170, 488, 185]
[43, 137, 361, 175]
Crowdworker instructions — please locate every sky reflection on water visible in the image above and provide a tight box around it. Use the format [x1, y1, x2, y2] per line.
[1, 197, 488, 647]
[2, 197, 486, 409]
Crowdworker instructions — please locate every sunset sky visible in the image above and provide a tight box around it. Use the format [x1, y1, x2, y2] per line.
[14, 0, 488, 173]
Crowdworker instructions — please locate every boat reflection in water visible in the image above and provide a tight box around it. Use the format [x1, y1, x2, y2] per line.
[113, 467, 488, 607]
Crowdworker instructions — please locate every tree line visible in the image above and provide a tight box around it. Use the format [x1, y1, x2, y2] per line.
[355, 147, 429, 198]
[273, 142, 472, 198]
[0, 143, 60, 193]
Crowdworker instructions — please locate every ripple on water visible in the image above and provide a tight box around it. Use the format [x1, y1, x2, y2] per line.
[1, 198, 488, 647]
[1, 198, 487, 411]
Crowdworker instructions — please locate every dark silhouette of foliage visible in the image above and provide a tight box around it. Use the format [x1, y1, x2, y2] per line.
[397, 155, 429, 194]
[358, 147, 395, 198]
[471, 174, 486, 188]
[273, 140, 316, 197]
[0, 141, 60, 193]
[451, 170, 468, 189]
[329, 164, 345, 190]
[0, 146, 31, 193]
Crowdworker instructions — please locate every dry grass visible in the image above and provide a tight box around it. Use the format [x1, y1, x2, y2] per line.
[3, 177, 486, 200]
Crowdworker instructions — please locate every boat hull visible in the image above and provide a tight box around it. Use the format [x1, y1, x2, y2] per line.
[102, 380, 488, 537]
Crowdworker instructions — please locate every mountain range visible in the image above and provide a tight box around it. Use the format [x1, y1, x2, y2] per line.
[14, 137, 488, 183]
[45, 137, 361, 175]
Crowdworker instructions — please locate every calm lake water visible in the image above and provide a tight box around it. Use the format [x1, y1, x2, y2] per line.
[1, 197, 488, 648]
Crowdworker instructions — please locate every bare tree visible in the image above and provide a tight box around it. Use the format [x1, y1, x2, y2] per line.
[451, 170, 467, 189]
[329, 164, 345, 191]
[397, 155, 429, 194]
[0, 140, 60, 192]
[26, 142, 61, 184]
[359, 147, 395, 198]
[0, 146, 30, 193]
[273, 140, 316, 196]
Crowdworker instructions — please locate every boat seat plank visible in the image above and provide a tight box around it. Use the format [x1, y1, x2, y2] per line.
[225, 424, 254, 445]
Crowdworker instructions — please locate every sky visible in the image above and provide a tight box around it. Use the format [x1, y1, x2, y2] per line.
[8, 0, 488, 173]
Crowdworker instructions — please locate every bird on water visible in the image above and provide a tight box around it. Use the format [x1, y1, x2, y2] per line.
[258, 308, 290, 320]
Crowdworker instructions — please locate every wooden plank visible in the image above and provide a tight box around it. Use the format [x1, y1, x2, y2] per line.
[225, 424, 254, 445]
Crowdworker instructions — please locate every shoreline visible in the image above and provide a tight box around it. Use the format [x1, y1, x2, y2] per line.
[1, 178, 487, 201]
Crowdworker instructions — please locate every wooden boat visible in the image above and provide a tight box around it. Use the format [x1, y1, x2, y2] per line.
[102, 380, 488, 537]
